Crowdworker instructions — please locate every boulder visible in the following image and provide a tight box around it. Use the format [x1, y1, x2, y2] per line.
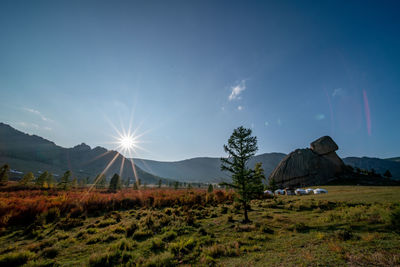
[269, 136, 345, 188]
[310, 136, 338, 155]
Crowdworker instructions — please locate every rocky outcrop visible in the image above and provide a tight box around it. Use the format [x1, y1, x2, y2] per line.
[269, 136, 345, 187]
[310, 136, 338, 155]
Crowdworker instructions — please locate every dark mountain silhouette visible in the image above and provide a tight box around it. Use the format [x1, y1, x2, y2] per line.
[0, 123, 166, 183]
[1, 122, 399, 183]
[343, 157, 400, 179]
[386, 157, 400, 162]
[133, 153, 400, 183]
[133, 153, 286, 183]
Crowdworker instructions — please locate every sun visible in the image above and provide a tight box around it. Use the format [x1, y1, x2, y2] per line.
[117, 134, 137, 152]
[119, 135, 136, 150]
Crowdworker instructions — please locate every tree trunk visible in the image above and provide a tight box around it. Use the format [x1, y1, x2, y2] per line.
[243, 202, 250, 223]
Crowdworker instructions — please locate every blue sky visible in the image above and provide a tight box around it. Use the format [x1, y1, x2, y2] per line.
[0, 0, 399, 161]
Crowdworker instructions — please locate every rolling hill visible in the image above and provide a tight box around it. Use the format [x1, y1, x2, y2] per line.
[133, 153, 287, 183]
[0, 123, 166, 184]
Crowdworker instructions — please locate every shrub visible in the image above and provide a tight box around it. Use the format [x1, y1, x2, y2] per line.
[291, 222, 308, 233]
[41, 247, 58, 259]
[335, 228, 354, 241]
[0, 251, 35, 266]
[162, 230, 177, 242]
[169, 238, 196, 258]
[57, 217, 84, 230]
[220, 206, 228, 214]
[126, 222, 138, 237]
[144, 251, 175, 267]
[87, 228, 98, 234]
[260, 225, 274, 234]
[113, 226, 126, 234]
[150, 238, 164, 251]
[389, 207, 400, 231]
[133, 229, 153, 241]
[97, 218, 116, 228]
[198, 227, 207, 236]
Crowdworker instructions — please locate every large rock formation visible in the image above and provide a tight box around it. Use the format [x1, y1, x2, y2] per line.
[269, 136, 345, 187]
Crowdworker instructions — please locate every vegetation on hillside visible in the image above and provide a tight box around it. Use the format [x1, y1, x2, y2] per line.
[0, 186, 399, 266]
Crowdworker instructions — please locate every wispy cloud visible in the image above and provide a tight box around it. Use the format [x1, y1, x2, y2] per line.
[315, 114, 325, 120]
[277, 118, 282, 126]
[332, 88, 344, 97]
[237, 105, 243, 111]
[264, 121, 269, 127]
[228, 80, 246, 101]
[16, 122, 39, 129]
[22, 107, 53, 122]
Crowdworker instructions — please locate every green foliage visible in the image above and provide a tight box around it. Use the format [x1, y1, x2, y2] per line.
[144, 251, 175, 267]
[220, 126, 262, 222]
[20, 172, 35, 186]
[71, 177, 78, 189]
[0, 164, 10, 186]
[35, 171, 48, 187]
[207, 184, 213, 193]
[0, 250, 35, 266]
[174, 181, 179, 190]
[41, 247, 58, 258]
[384, 170, 392, 179]
[158, 179, 162, 188]
[59, 170, 71, 190]
[95, 173, 106, 189]
[268, 177, 277, 192]
[109, 173, 122, 191]
[389, 207, 400, 231]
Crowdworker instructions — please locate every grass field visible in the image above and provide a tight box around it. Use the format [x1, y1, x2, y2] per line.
[0, 186, 399, 266]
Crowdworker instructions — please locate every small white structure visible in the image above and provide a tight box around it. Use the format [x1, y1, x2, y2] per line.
[274, 189, 285, 195]
[305, 188, 314, 194]
[295, 189, 307, 195]
[313, 188, 328, 194]
[264, 190, 274, 196]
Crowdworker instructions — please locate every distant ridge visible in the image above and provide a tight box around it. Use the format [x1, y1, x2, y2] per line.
[1, 122, 399, 183]
[133, 153, 287, 183]
[0, 123, 166, 183]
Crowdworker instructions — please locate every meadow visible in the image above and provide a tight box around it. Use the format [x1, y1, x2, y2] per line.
[0, 186, 399, 266]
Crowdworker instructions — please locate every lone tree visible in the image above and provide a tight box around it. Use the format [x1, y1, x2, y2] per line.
[59, 170, 71, 190]
[384, 170, 392, 179]
[95, 173, 106, 189]
[0, 164, 10, 186]
[221, 126, 263, 223]
[20, 171, 35, 186]
[109, 173, 122, 191]
[36, 171, 49, 188]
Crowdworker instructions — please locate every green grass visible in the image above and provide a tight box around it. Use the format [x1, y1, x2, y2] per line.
[0, 186, 399, 266]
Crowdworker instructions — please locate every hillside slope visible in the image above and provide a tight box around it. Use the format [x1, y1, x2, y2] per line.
[133, 153, 286, 183]
[0, 123, 166, 183]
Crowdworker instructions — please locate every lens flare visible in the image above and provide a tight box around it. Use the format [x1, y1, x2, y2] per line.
[363, 89, 372, 136]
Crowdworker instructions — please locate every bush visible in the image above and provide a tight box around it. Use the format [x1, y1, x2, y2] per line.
[126, 222, 138, 237]
[97, 218, 116, 228]
[87, 228, 98, 234]
[144, 251, 175, 267]
[41, 247, 58, 259]
[291, 222, 308, 233]
[133, 229, 153, 241]
[150, 238, 164, 251]
[0, 251, 35, 266]
[113, 226, 126, 234]
[169, 238, 196, 258]
[389, 207, 400, 231]
[260, 225, 274, 234]
[335, 228, 354, 241]
[162, 230, 177, 242]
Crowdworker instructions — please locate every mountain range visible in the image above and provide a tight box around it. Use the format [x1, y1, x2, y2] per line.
[1, 122, 399, 183]
[0, 123, 165, 184]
